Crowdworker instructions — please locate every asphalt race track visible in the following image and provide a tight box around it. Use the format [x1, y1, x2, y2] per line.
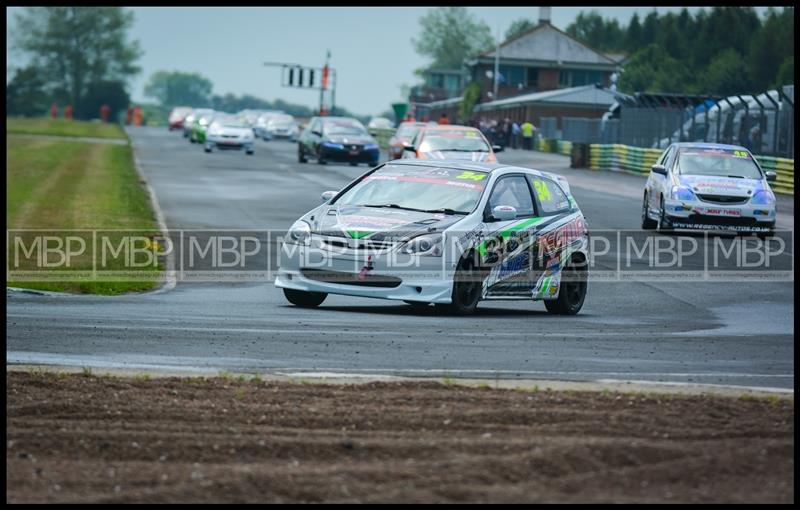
[7, 127, 795, 390]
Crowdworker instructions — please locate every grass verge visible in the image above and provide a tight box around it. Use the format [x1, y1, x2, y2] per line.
[7, 117, 126, 139]
[7, 123, 162, 294]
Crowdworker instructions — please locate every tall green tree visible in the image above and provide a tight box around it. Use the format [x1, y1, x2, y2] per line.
[748, 7, 794, 91]
[6, 66, 50, 117]
[505, 18, 536, 42]
[144, 71, 214, 108]
[413, 7, 494, 69]
[701, 49, 752, 96]
[11, 7, 142, 115]
[618, 44, 691, 94]
[625, 13, 642, 52]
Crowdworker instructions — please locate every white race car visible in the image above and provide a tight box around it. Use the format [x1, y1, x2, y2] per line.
[642, 143, 777, 237]
[204, 115, 255, 155]
[275, 160, 590, 315]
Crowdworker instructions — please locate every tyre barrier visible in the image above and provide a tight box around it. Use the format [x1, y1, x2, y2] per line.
[587, 144, 794, 195]
[535, 138, 572, 156]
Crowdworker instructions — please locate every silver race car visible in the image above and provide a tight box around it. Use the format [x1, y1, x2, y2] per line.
[642, 143, 777, 237]
[275, 160, 590, 315]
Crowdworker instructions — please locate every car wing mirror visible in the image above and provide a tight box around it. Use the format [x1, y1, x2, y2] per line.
[492, 145, 504, 153]
[311, 130, 322, 137]
[491, 205, 517, 221]
[321, 190, 338, 202]
[651, 164, 668, 176]
[402, 143, 415, 151]
[765, 171, 777, 182]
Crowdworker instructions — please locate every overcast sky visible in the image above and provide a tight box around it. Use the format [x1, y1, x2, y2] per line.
[6, 6, 775, 116]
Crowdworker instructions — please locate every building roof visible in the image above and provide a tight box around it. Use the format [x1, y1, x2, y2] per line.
[424, 96, 464, 108]
[479, 23, 617, 68]
[474, 85, 627, 111]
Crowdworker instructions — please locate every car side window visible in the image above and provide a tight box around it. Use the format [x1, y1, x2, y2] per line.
[664, 146, 678, 171]
[487, 176, 535, 217]
[529, 176, 571, 216]
[658, 146, 676, 171]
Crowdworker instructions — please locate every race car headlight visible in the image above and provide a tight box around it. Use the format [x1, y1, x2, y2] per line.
[321, 142, 344, 150]
[287, 220, 311, 245]
[364, 143, 379, 151]
[750, 190, 775, 205]
[400, 233, 443, 256]
[671, 185, 696, 201]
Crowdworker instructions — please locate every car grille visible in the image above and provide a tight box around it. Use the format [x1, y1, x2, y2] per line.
[320, 237, 396, 252]
[301, 268, 401, 288]
[696, 194, 749, 205]
[346, 144, 362, 151]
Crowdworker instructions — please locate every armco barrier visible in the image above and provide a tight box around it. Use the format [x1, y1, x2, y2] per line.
[588, 144, 794, 195]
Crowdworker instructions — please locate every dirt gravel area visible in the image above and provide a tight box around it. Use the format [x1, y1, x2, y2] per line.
[6, 371, 794, 503]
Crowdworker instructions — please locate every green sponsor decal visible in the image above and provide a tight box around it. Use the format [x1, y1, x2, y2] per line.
[347, 230, 371, 239]
[477, 217, 545, 257]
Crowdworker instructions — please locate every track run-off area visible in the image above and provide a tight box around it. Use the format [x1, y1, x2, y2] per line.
[7, 127, 794, 390]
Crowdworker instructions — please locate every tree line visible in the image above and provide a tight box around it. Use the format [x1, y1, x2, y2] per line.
[563, 7, 794, 96]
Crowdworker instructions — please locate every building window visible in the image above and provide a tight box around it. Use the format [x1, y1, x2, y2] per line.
[526, 68, 539, 89]
[499, 65, 526, 87]
[558, 70, 605, 88]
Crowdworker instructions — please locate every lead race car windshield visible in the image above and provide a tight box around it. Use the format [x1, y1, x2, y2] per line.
[324, 121, 367, 136]
[333, 164, 488, 214]
[677, 147, 763, 179]
[420, 130, 490, 152]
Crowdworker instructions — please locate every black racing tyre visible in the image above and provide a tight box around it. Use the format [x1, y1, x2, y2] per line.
[437, 255, 483, 316]
[657, 198, 672, 233]
[641, 193, 657, 229]
[298, 147, 308, 163]
[756, 230, 774, 241]
[544, 260, 587, 315]
[349, 162, 359, 166]
[283, 288, 327, 308]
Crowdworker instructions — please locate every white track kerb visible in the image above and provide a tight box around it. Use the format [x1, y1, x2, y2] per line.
[131, 138, 177, 294]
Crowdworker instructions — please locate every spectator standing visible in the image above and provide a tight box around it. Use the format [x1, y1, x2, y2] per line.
[511, 120, 521, 149]
[438, 113, 450, 125]
[64, 105, 73, 120]
[521, 120, 535, 150]
[50, 103, 58, 120]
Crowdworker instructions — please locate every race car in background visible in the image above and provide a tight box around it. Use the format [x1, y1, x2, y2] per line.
[641, 142, 777, 237]
[401, 125, 503, 163]
[388, 121, 428, 160]
[204, 115, 255, 155]
[276, 159, 589, 315]
[262, 113, 300, 141]
[168, 106, 193, 131]
[185, 108, 214, 141]
[297, 116, 380, 166]
[190, 110, 217, 144]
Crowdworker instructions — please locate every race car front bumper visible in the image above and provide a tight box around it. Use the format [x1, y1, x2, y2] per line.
[275, 240, 455, 304]
[662, 198, 776, 232]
